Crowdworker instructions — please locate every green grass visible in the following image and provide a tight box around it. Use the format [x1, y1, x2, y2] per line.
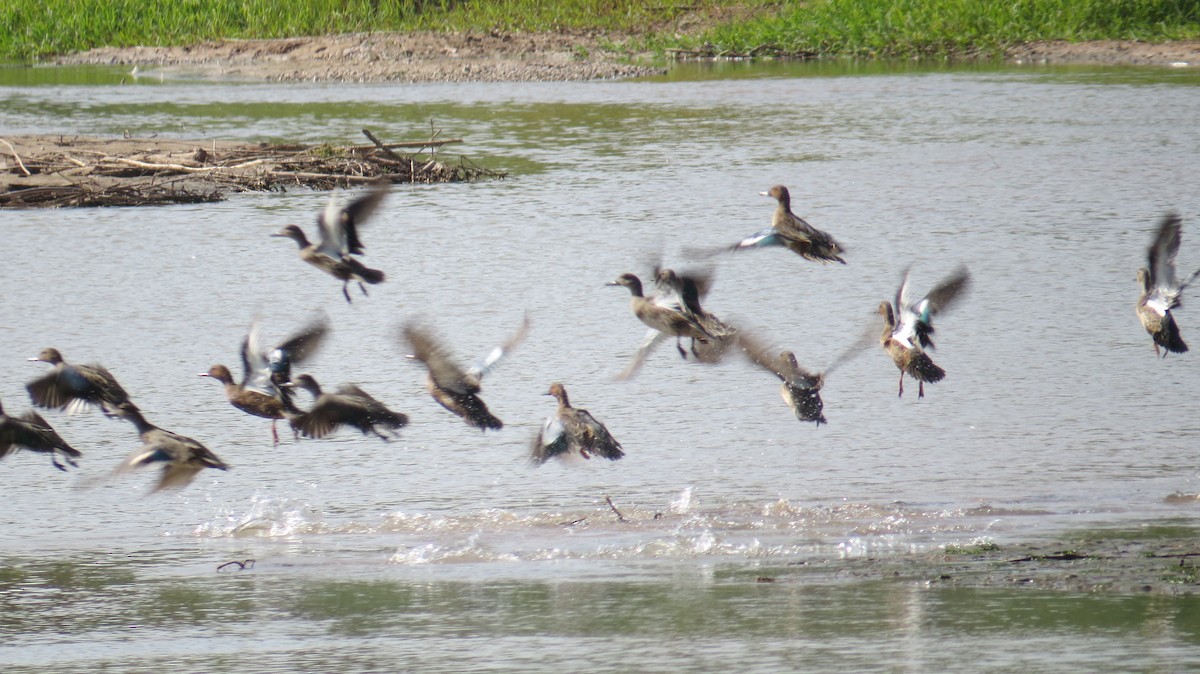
[694, 0, 1200, 58]
[0, 0, 745, 60]
[1, 0, 1198, 61]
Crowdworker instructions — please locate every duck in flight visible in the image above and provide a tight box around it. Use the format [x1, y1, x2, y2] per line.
[272, 183, 389, 303]
[110, 402, 229, 492]
[1137, 212, 1199, 357]
[730, 185, 846, 264]
[401, 315, 530, 431]
[285, 374, 409, 442]
[26, 347, 133, 417]
[0, 396, 82, 471]
[877, 266, 970, 399]
[529, 383, 625, 466]
[616, 267, 737, 379]
[608, 272, 715, 378]
[738, 327, 874, 426]
[201, 314, 330, 443]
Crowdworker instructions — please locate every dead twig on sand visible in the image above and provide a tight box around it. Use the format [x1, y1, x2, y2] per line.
[0, 138, 32, 176]
[605, 495, 628, 522]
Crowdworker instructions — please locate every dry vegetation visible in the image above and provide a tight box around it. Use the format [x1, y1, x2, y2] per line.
[0, 129, 503, 208]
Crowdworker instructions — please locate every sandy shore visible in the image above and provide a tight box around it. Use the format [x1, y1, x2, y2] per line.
[54, 31, 665, 82]
[52, 32, 1200, 83]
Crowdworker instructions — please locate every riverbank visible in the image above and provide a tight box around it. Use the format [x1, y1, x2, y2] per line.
[52, 32, 1200, 83]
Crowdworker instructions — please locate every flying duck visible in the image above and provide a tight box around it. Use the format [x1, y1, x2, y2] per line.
[0, 396, 82, 471]
[877, 266, 970, 398]
[529, 383, 624, 466]
[401, 315, 530, 431]
[110, 402, 229, 492]
[738, 327, 874, 426]
[26, 347, 133, 417]
[285, 374, 408, 441]
[616, 267, 737, 379]
[1137, 212, 1199, 357]
[201, 314, 330, 443]
[272, 183, 389, 302]
[730, 185, 846, 264]
[608, 272, 715, 377]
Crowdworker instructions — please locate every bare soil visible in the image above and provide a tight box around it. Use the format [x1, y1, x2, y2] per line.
[53, 32, 1200, 83]
[54, 31, 666, 83]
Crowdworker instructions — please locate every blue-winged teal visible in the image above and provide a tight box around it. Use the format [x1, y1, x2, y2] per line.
[653, 266, 738, 360]
[616, 267, 737, 379]
[1137, 213, 1199, 357]
[877, 266, 970, 398]
[26, 347, 133, 417]
[738, 328, 873, 426]
[0, 396, 81, 471]
[731, 185, 846, 264]
[609, 272, 717, 375]
[201, 314, 330, 443]
[530, 383, 624, 466]
[401, 316, 530, 431]
[272, 183, 389, 303]
[110, 402, 229, 492]
[286, 374, 408, 441]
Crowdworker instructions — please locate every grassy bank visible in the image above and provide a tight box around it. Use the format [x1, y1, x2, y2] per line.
[2, 0, 1198, 61]
[0, 0, 760, 60]
[690, 0, 1200, 57]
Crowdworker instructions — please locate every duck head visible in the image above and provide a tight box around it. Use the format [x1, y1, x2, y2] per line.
[545, 382, 570, 406]
[760, 185, 791, 210]
[200, 364, 235, 384]
[285, 374, 322, 398]
[606, 273, 644, 297]
[272, 224, 310, 247]
[29, 347, 64, 365]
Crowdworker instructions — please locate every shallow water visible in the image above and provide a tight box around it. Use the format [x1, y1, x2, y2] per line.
[1, 59, 1200, 670]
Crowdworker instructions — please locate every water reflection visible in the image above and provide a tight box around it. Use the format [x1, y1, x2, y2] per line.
[4, 551, 1200, 671]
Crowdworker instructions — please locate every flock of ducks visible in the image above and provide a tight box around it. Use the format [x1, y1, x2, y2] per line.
[0, 183, 1193, 492]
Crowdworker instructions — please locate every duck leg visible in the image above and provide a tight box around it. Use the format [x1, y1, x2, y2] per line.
[676, 337, 688, 360]
[271, 419, 280, 446]
[918, 380, 925, 399]
[897, 370, 905, 398]
[358, 282, 370, 296]
[342, 282, 354, 304]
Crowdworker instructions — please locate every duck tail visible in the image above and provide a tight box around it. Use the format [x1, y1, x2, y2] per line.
[1162, 314, 1189, 354]
[356, 264, 386, 285]
[381, 410, 410, 429]
[907, 352, 946, 383]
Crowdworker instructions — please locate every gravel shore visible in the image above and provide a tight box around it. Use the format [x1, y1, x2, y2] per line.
[53, 32, 1200, 83]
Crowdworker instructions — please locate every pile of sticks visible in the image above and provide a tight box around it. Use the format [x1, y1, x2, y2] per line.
[0, 128, 504, 209]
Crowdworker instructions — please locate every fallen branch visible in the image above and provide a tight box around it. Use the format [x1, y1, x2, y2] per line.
[0, 137, 32, 176]
[1007, 552, 1091, 563]
[217, 559, 256, 572]
[349, 138, 463, 151]
[110, 157, 268, 173]
[605, 495, 628, 522]
[361, 128, 405, 162]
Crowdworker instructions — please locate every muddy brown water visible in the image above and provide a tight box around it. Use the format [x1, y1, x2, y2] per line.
[1, 60, 1200, 671]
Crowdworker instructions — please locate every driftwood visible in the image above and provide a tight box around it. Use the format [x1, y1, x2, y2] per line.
[0, 128, 504, 208]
